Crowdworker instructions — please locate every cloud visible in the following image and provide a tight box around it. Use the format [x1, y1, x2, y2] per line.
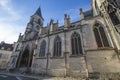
[0, 23, 24, 43]
[0, 0, 25, 43]
[0, 0, 21, 20]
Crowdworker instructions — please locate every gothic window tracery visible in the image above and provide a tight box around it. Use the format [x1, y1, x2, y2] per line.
[93, 23, 110, 48]
[53, 36, 62, 57]
[108, 4, 120, 25]
[109, 0, 119, 8]
[39, 40, 46, 57]
[71, 32, 83, 55]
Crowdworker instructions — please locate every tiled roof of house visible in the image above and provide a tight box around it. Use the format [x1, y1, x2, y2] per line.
[0, 41, 13, 51]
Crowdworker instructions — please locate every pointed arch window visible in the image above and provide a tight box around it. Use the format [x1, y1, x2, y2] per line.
[39, 40, 46, 57]
[53, 36, 62, 57]
[93, 23, 110, 48]
[71, 32, 83, 55]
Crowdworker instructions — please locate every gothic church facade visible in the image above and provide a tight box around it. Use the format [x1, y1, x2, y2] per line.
[8, 0, 120, 77]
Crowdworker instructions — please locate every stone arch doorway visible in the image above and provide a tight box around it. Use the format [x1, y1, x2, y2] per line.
[19, 49, 30, 67]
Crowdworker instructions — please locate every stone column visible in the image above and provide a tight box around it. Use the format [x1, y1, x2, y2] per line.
[63, 26, 69, 77]
[46, 31, 50, 74]
[64, 52, 69, 77]
[46, 52, 51, 74]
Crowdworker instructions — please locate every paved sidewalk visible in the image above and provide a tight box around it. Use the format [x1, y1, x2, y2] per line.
[0, 72, 42, 79]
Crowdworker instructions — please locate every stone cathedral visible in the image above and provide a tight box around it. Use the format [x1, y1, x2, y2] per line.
[8, 0, 120, 77]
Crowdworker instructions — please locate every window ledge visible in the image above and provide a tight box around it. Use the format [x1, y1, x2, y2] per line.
[86, 47, 114, 51]
[70, 55, 84, 58]
[50, 57, 64, 59]
[35, 57, 46, 59]
[97, 47, 114, 50]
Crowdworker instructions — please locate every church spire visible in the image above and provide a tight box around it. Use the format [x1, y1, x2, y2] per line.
[34, 7, 44, 20]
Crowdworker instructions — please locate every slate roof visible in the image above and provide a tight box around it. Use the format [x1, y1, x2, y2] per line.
[83, 9, 93, 19]
[0, 42, 13, 51]
[34, 7, 44, 20]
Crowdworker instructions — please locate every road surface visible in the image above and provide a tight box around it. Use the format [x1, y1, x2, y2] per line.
[0, 73, 39, 80]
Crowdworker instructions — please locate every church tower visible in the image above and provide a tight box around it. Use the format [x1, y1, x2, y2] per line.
[31, 7, 44, 26]
[24, 7, 44, 40]
[11, 7, 45, 69]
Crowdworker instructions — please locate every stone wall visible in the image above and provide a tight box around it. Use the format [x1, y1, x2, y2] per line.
[0, 50, 12, 69]
[89, 72, 120, 80]
[86, 49, 120, 73]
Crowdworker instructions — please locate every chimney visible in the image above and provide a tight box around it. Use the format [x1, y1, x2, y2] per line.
[80, 8, 84, 20]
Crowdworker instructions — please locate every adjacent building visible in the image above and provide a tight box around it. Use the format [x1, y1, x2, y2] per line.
[0, 41, 13, 70]
[8, 0, 120, 77]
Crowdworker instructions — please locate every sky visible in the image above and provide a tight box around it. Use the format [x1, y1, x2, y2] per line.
[0, 0, 91, 43]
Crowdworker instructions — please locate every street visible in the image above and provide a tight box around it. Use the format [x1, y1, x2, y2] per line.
[0, 73, 39, 80]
